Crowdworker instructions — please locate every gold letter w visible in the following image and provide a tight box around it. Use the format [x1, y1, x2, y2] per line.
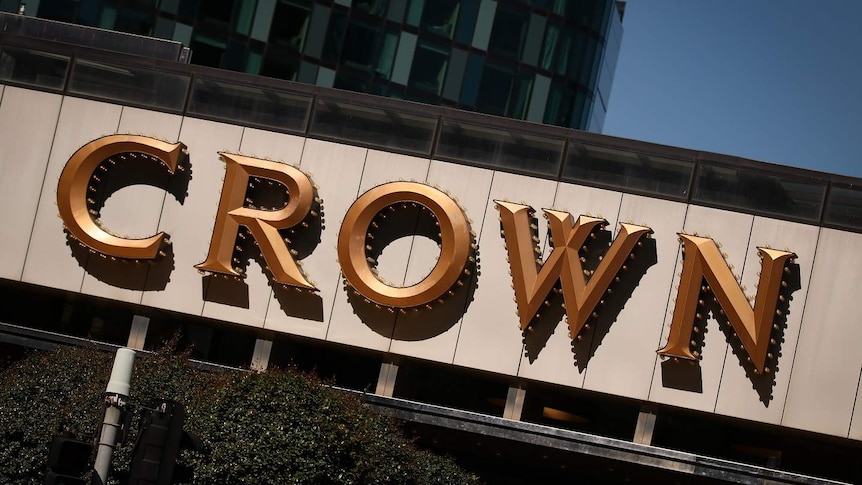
[496, 201, 652, 338]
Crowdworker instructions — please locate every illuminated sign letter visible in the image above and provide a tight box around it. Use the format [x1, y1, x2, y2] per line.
[657, 234, 795, 373]
[196, 153, 316, 289]
[57, 135, 185, 259]
[496, 202, 652, 337]
[338, 182, 472, 308]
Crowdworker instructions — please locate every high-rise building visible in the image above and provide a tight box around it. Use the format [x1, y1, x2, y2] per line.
[0, 0, 624, 132]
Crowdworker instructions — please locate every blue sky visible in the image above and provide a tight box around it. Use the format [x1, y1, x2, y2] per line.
[602, 1, 862, 178]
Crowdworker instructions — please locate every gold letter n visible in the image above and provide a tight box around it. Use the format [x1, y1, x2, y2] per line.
[496, 201, 652, 339]
[657, 234, 795, 374]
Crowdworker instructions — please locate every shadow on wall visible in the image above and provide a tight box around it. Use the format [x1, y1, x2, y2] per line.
[68, 148, 191, 290]
[660, 261, 802, 404]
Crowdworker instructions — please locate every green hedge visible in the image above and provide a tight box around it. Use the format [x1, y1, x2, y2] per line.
[0, 345, 479, 484]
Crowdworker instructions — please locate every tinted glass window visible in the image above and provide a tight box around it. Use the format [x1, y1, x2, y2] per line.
[0, 47, 69, 90]
[693, 165, 825, 221]
[563, 144, 693, 199]
[310, 99, 437, 154]
[188, 77, 311, 132]
[824, 186, 862, 230]
[436, 121, 563, 176]
[69, 59, 189, 111]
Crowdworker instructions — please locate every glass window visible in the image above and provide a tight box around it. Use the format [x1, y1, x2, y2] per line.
[454, 0, 480, 45]
[693, 165, 826, 221]
[421, 0, 460, 39]
[405, 0, 424, 26]
[436, 121, 563, 176]
[408, 41, 448, 95]
[188, 77, 311, 132]
[341, 20, 381, 71]
[488, 6, 527, 59]
[0, 47, 69, 90]
[321, 10, 348, 63]
[310, 99, 437, 155]
[190, 33, 227, 67]
[260, 49, 300, 80]
[199, 0, 234, 26]
[475, 63, 533, 119]
[68, 59, 189, 112]
[563, 144, 693, 199]
[824, 186, 862, 230]
[540, 22, 572, 74]
[458, 52, 483, 106]
[235, 0, 257, 35]
[390, 31, 417, 85]
[303, 3, 330, 59]
[268, 0, 312, 51]
[113, 6, 154, 36]
[442, 47, 468, 101]
[354, 0, 390, 17]
[376, 30, 399, 78]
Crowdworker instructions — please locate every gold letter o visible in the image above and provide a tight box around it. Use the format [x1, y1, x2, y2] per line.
[337, 182, 471, 308]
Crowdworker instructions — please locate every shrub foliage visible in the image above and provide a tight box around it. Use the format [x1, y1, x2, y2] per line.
[0, 345, 479, 484]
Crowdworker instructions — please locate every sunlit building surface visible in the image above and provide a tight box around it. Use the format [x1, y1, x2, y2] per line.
[2, 11, 862, 485]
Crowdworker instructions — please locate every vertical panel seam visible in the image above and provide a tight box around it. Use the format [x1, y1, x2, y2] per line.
[778, 226, 822, 427]
[451, 169, 496, 364]
[712, 215, 755, 413]
[847, 366, 862, 438]
[646, 202, 691, 401]
[21, 92, 66, 282]
[324, 146, 369, 341]
[386, 157, 433, 352]
[140, 112, 188, 305]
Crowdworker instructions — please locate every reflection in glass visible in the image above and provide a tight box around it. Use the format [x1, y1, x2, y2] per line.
[437, 121, 563, 176]
[188, 78, 311, 132]
[69, 59, 189, 111]
[693, 165, 825, 221]
[564, 145, 693, 198]
[311, 100, 437, 154]
[0, 47, 69, 90]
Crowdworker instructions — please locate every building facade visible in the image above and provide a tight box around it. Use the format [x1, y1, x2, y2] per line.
[0, 0, 623, 132]
[2, 13, 862, 485]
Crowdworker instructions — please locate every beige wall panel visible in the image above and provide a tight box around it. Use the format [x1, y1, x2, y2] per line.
[648, 205, 754, 413]
[517, 183, 623, 388]
[264, 140, 367, 339]
[583, 195, 688, 400]
[200, 128, 306, 328]
[783, 228, 862, 437]
[388, 161, 494, 363]
[326, 149, 429, 351]
[454, 172, 558, 376]
[22, 97, 122, 293]
[80, 107, 184, 304]
[713, 217, 819, 424]
[0, 87, 62, 280]
[140, 118, 243, 316]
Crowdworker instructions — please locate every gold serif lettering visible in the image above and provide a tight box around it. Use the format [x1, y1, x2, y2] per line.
[496, 201, 652, 336]
[657, 234, 795, 373]
[196, 153, 316, 290]
[57, 135, 185, 259]
[338, 182, 472, 308]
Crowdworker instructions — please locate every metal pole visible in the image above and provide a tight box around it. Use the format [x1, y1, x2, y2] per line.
[92, 348, 135, 485]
